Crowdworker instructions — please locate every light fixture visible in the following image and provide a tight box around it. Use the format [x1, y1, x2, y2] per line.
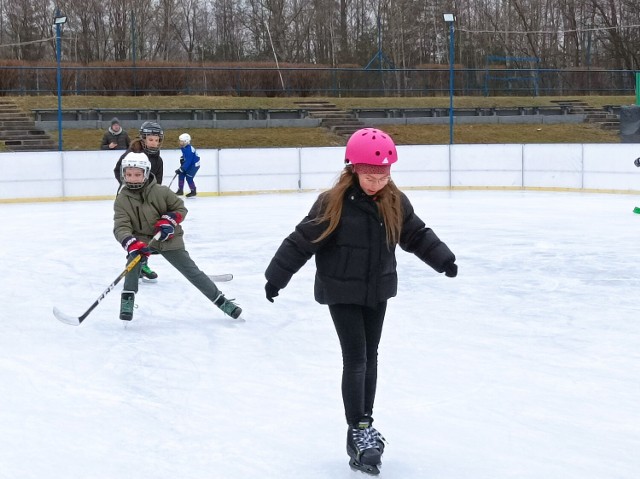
[54, 15, 67, 25]
[443, 13, 455, 23]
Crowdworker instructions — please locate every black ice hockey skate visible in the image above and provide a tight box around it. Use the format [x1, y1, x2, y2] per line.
[349, 457, 380, 476]
[120, 291, 135, 321]
[346, 420, 382, 476]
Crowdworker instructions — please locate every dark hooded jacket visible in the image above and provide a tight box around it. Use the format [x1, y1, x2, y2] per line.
[101, 120, 131, 150]
[265, 183, 455, 308]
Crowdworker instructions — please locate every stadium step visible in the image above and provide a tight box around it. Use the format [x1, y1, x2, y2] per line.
[294, 101, 364, 137]
[0, 99, 57, 151]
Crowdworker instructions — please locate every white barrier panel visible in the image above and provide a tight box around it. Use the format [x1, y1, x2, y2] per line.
[583, 144, 640, 191]
[523, 144, 583, 189]
[2, 143, 640, 201]
[0, 151, 63, 199]
[299, 146, 343, 190]
[394, 145, 450, 188]
[64, 151, 121, 197]
[452, 144, 523, 187]
[218, 147, 300, 192]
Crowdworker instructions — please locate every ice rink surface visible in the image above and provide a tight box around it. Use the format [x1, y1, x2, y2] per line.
[1, 189, 638, 479]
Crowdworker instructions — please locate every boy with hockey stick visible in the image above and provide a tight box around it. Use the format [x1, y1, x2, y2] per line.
[114, 121, 166, 282]
[114, 150, 242, 321]
[175, 132, 200, 197]
[264, 128, 457, 474]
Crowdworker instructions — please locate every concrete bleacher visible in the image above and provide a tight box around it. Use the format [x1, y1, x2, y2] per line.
[32, 108, 319, 130]
[31, 105, 589, 131]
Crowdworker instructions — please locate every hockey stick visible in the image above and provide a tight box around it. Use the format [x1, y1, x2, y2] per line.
[54, 233, 161, 326]
[208, 273, 233, 282]
[168, 172, 178, 189]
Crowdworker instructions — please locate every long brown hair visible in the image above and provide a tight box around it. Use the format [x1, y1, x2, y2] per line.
[312, 166, 404, 246]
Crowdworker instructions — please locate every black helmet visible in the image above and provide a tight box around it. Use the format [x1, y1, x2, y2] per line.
[139, 121, 164, 154]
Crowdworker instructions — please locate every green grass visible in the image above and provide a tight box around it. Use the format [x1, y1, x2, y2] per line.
[4, 95, 632, 150]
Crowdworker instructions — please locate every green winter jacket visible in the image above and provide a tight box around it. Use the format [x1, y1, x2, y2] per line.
[113, 176, 188, 252]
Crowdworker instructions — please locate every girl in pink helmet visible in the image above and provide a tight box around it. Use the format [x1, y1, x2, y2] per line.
[264, 128, 457, 474]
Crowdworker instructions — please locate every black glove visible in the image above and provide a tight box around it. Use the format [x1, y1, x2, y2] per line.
[265, 282, 280, 303]
[444, 262, 458, 278]
[635, 157, 640, 167]
[175, 168, 184, 175]
[179, 156, 185, 165]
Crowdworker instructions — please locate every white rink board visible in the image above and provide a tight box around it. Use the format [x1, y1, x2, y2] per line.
[2, 143, 640, 201]
[523, 144, 583, 189]
[300, 146, 343, 190]
[218, 148, 300, 192]
[451, 144, 523, 187]
[395, 145, 450, 188]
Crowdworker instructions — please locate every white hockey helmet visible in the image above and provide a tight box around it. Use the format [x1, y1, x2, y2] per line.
[179, 133, 191, 144]
[121, 152, 151, 190]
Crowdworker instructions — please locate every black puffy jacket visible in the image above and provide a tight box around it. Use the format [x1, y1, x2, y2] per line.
[265, 184, 455, 308]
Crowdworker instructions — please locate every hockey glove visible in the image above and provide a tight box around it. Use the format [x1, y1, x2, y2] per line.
[175, 167, 184, 175]
[122, 236, 151, 258]
[443, 261, 458, 278]
[265, 282, 280, 303]
[179, 156, 185, 165]
[635, 157, 640, 167]
[154, 212, 183, 242]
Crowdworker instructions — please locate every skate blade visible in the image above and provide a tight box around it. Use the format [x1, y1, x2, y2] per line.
[140, 277, 158, 283]
[349, 458, 380, 476]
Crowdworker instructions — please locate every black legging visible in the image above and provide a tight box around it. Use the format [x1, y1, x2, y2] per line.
[329, 301, 387, 426]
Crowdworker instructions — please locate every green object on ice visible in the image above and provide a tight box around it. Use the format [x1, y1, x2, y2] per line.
[634, 207, 640, 214]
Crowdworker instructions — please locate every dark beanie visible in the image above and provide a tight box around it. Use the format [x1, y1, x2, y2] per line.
[111, 118, 120, 126]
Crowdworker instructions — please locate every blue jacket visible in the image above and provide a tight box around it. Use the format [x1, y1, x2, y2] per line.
[180, 144, 200, 176]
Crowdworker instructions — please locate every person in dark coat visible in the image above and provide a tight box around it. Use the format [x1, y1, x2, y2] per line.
[264, 128, 457, 474]
[100, 118, 131, 150]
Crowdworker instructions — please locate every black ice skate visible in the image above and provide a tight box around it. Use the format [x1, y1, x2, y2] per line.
[363, 415, 387, 454]
[120, 291, 135, 321]
[186, 189, 197, 198]
[214, 293, 242, 319]
[175, 188, 184, 196]
[346, 419, 382, 475]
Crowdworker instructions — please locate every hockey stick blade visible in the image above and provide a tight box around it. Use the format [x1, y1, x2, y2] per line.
[208, 273, 233, 282]
[53, 233, 160, 326]
[53, 307, 82, 326]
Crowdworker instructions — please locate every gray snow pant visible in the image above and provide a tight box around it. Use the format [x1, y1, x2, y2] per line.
[123, 249, 222, 303]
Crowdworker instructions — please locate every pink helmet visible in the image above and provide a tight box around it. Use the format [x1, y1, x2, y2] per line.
[345, 128, 397, 167]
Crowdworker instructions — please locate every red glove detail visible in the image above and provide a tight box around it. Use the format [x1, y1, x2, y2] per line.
[122, 236, 151, 257]
[153, 212, 182, 242]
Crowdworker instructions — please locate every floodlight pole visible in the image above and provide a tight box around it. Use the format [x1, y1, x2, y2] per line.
[444, 14, 455, 145]
[54, 11, 67, 151]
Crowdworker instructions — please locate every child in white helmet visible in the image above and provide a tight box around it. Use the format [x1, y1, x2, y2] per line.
[175, 132, 201, 197]
[263, 128, 457, 475]
[114, 150, 241, 322]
